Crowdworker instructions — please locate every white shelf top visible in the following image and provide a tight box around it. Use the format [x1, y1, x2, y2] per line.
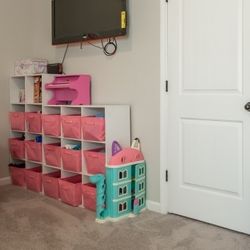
[10, 130, 25, 133]
[82, 139, 106, 144]
[26, 103, 42, 106]
[26, 159, 42, 165]
[11, 74, 43, 78]
[61, 168, 82, 175]
[11, 102, 25, 105]
[44, 164, 61, 170]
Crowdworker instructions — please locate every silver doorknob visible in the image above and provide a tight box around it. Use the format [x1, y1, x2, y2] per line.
[245, 102, 250, 111]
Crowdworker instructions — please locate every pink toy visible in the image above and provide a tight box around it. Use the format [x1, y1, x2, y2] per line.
[25, 167, 42, 192]
[59, 175, 82, 206]
[61, 115, 81, 139]
[44, 143, 61, 167]
[45, 75, 91, 105]
[109, 139, 144, 166]
[42, 171, 61, 199]
[82, 183, 96, 211]
[9, 138, 25, 159]
[25, 112, 42, 133]
[9, 112, 25, 131]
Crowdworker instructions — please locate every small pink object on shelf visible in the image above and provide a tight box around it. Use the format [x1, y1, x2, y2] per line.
[61, 115, 81, 139]
[82, 183, 96, 211]
[25, 140, 42, 162]
[44, 143, 61, 168]
[83, 148, 105, 174]
[59, 175, 82, 207]
[42, 171, 61, 199]
[61, 148, 82, 173]
[9, 112, 25, 131]
[45, 74, 91, 105]
[9, 138, 25, 159]
[25, 112, 42, 133]
[9, 165, 26, 187]
[25, 167, 42, 192]
[81, 117, 105, 141]
[42, 114, 61, 136]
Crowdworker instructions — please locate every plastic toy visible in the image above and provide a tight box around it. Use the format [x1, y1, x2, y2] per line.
[45, 74, 91, 105]
[90, 138, 146, 222]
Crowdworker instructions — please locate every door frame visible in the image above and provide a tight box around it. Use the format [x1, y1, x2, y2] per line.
[160, 0, 168, 214]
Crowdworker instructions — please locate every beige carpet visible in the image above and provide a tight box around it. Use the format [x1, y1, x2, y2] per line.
[0, 185, 249, 250]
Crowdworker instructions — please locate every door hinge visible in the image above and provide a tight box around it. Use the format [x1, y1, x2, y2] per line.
[165, 80, 168, 92]
[165, 170, 168, 182]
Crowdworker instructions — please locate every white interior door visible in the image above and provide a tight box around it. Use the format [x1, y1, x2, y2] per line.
[167, 0, 250, 234]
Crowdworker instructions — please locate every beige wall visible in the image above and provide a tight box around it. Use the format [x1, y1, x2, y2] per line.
[0, 0, 33, 178]
[2, 0, 161, 203]
[54, 0, 161, 202]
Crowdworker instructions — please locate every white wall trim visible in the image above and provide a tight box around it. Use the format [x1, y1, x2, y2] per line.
[160, 0, 169, 214]
[0, 177, 11, 186]
[147, 200, 162, 213]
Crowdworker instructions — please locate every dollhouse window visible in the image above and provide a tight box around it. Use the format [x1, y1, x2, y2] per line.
[139, 197, 144, 207]
[119, 203, 123, 211]
[138, 166, 145, 177]
[139, 182, 145, 191]
[119, 185, 128, 196]
[118, 170, 128, 180]
[118, 201, 128, 212]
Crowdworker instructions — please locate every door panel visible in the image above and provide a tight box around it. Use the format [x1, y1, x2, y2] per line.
[181, 0, 242, 92]
[168, 0, 250, 233]
[181, 118, 242, 195]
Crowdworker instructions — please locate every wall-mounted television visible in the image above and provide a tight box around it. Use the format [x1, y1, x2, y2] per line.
[52, 0, 127, 45]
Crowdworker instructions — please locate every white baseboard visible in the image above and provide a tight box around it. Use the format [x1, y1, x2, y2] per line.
[0, 177, 11, 186]
[147, 200, 161, 213]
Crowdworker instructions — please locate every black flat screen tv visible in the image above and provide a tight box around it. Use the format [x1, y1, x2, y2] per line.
[52, 0, 127, 45]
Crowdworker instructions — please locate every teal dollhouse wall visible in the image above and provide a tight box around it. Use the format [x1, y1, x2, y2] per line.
[105, 161, 146, 219]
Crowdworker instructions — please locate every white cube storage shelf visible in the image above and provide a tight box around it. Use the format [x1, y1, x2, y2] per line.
[9, 74, 131, 190]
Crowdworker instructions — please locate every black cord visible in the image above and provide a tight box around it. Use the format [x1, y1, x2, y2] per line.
[87, 41, 103, 50]
[61, 44, 69, 65]
[103, 37, 117, 56]
[86, 37, 118, 56]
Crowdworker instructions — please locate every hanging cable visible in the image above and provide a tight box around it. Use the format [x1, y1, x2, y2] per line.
[61, 44, 69, 65]
[84, 37, 118, 56]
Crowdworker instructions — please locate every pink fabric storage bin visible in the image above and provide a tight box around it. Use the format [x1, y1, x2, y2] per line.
[9, 138, 25, 159]
[81, 116, 105, 141]
[59, 175, 82, 206]
[25, 112, 42, 133]
[42, 114, 61, 136]
[44, 143, 61, 167]
[9, 165, 26, 187]
[82, 183, 96, 211]
[25, 167, 42, 192]
[83, 148, 105, 174]
[61, 148, 82, 172]
[25, 140, 42, 162]
[9, 112, 25, 131]
[42, 171, 61, 199]
[61, 115, 81, 139]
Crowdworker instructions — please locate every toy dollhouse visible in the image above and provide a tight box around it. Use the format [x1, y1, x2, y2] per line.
[90, 139, 146, 222]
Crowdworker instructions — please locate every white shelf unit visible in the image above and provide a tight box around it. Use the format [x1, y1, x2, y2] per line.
[9, 74, 131, 207]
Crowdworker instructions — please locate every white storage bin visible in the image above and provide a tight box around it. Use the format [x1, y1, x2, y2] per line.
[14, 59, 47, 75]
